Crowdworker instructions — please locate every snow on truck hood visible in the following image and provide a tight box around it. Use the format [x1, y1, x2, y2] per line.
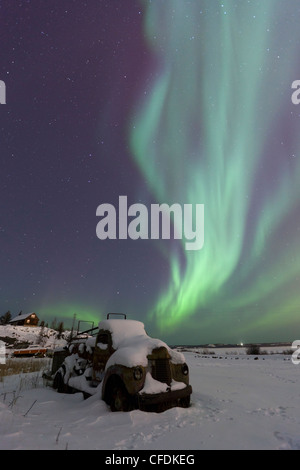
[98, 319, 185, 369]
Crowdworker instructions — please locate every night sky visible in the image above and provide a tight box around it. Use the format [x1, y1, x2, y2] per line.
[1, 0, 300, 345]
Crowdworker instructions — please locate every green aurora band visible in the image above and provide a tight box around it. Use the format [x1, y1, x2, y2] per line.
[39, 303, 102, 327]
[130, 0, 300, 341]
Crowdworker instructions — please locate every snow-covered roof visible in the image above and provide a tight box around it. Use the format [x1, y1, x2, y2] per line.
[9, 312, 38, 323]
[98, 319, 185, 368]
[98, 319, 147, 348]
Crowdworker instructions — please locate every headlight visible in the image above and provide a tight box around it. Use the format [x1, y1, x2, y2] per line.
[133, 366, 143, 380]
[182, 363, 189, 376]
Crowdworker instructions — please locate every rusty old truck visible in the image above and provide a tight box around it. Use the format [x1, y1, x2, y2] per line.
[43, 314, 192, 412]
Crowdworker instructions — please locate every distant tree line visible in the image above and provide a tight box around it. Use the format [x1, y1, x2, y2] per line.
[41, 318, 65, 339]
[0, 311, 11, 325]
[246, 344, 261, 355]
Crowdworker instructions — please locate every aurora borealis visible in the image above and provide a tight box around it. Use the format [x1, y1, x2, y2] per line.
[1, 0, 300, 344]
[130, 0, 300, 341]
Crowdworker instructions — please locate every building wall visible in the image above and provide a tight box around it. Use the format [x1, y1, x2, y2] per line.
[24, 314, 39, 326]
[11, 314, 39, 327]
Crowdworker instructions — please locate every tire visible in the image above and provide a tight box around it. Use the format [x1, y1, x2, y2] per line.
[53, 370, 66, 393]
[110, 381, 133, 412]
[53, 367, 72, 394]
[179, 395, 191, 408]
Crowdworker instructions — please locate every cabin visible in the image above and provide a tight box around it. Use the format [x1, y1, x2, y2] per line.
[9, 312, 39, 327]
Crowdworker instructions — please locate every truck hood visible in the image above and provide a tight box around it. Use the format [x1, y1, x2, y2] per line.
[105, 334, 185, 369]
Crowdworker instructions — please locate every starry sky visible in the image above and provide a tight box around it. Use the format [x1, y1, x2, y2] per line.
[1, 0, 300, 345]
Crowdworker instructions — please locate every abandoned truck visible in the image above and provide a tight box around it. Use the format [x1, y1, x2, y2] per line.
[44, 314, 192, 412]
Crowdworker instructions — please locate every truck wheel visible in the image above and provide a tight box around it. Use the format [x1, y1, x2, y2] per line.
[53, 367, 72, 394]
[53, 370, 65, 393]
[110, 382, 132, 412]
[179, 395, 191, 408]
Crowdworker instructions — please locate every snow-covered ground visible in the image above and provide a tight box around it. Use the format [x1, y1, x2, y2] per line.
[0, 349, 299, 450]
[0, 325, 69, 350]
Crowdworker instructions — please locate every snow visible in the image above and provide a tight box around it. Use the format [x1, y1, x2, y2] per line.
[98, 319, 147, 348]
[99, 319, 185, 368]
[1, 349, 299, 450]
[86, 337, 96, 353]
[139, 374, 187, 395]
[97, 342, 108, 350]
[139, 373, 169, 394]
[106, 341, 159, 368]
[0, 325, 69, 350]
